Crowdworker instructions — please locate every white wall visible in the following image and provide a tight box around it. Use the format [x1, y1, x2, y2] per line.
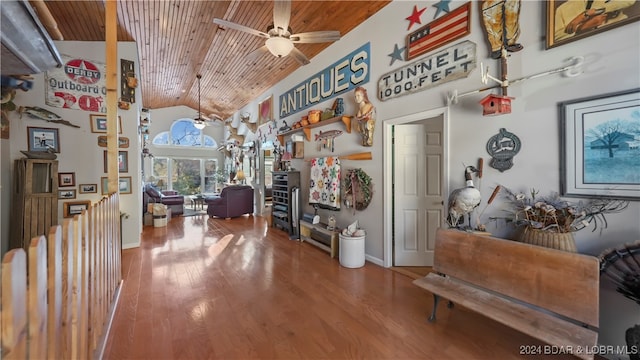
[234, 1, 640, 352]
[1, 41, 144, 250]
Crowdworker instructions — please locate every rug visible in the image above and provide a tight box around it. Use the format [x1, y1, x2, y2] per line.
[181, 208, 207, 217]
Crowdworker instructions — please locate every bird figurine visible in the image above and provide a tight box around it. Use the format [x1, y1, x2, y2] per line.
[447, 166, 481, 230]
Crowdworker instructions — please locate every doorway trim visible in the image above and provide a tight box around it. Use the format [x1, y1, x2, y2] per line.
[382, 106, 450, 268]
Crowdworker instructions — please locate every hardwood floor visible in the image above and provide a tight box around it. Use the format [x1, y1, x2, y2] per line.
[103, 214, 574, 359]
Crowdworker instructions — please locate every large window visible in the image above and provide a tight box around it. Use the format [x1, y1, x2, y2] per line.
[152, 157, 218, 195]
[152, 119, 217, 148]
[149, 118, 221, 194]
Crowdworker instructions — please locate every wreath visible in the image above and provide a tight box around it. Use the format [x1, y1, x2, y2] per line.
[343, 168, 373, 210]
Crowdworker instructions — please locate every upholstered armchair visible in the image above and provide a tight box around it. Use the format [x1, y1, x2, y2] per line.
[205, 185, 254, 219]
[144, 184, 185, 216]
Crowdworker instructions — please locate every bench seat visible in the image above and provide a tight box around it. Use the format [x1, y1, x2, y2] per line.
[412, 229, 600, 360]
[414, 274, 598, 359]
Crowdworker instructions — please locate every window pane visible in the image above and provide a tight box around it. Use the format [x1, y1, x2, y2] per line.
[172, 158, 201, 195]
[152, 132, 169, 145]
[152, 157, 169, 189]
[204, 159, 217, 193]
[171, 120, 202, 146]
[204, 135, 217, 148]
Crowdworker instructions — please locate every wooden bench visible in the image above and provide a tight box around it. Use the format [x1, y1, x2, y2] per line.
[413, 229, 599, 360]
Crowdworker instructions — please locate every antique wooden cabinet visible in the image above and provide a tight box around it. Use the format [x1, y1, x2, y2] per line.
[10, 158, 59, 250]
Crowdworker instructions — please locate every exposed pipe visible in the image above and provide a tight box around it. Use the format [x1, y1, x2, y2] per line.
[30, 0, 64, 40]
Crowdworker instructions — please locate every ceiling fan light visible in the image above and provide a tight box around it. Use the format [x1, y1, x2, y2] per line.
[194, 120, 206, 130]
[265, 37, 294, 57]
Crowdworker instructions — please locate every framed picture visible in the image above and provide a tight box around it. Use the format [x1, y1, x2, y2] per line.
[560, 88, 640, 199]
[58, 189, 76, 199]
[27, 126, 60, 152]
[546, 0, 640, 49]
[103, 150, 128, 173]
[118, 176, 132, 194]
[90, 114, 123, 134]
[79, 183, 97, 193]
[63, 200, 91, 218]
[59, 172, 76, 187]
[258, 95, 273, 126]
[285, 140, 294, 155]
[294, 141, 304, 159]
[101, 177, 132, 195]
[97, 136, 130, 148]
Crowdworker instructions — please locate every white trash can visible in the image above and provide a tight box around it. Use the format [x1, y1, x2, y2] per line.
[339, 234, 365, 268]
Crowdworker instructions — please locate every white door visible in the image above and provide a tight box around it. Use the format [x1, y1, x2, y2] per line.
[393, 119, 444, 266]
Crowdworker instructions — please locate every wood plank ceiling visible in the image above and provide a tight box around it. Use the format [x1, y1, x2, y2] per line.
[35, 0, 391, 120]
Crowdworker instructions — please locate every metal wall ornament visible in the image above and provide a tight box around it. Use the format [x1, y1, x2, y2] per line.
[486, 128, 521, 172]
[120, 59, 135, 103]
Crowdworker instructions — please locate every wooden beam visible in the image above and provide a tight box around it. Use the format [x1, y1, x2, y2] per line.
[106, 0, 118, 193]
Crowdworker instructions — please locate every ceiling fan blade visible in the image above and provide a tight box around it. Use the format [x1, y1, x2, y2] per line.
[246, 45, 269, 63]
[273, 0, 291, 35]
[289, 47, 310, 65]
[290, 31, 341, 43]
[213, 18, 269, 38]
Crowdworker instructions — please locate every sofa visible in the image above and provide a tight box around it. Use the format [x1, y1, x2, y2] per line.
[144, 184, 185, 216]
[205, 185, 254, 219]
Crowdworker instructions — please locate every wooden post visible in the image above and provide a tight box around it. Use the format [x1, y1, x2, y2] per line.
[106, 0, 119, 193]
[500, 54, 508, 97]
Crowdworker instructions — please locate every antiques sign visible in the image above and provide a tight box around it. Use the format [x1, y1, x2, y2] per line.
[378, 41, 476, 102]
[279, 43, 370, 118]
[45, 55, 107, 113]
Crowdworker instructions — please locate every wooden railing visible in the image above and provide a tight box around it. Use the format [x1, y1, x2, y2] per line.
[1, 193, 122, 359]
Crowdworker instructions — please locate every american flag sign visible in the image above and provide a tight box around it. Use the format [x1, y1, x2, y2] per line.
[406, 2, 471, 60]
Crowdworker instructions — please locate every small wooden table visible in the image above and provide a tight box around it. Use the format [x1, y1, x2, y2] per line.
[190, 195, 205, 210]
[299, 219, 340, 258]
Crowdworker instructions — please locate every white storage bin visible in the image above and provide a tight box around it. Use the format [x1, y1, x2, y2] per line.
[153, 215, 167, 227]
[339, 234, 365, 268]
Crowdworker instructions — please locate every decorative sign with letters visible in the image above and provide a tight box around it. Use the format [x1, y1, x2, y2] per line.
[378, 40, 476, 102]
[45, 55, 107, 113]
[279, 43, 370, 118]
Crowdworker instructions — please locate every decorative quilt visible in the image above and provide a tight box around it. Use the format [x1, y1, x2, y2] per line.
[309, 156, 341, 210]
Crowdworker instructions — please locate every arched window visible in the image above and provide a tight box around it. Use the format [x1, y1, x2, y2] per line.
[148, 118, 221, 194]
[152, 118, 217, 148]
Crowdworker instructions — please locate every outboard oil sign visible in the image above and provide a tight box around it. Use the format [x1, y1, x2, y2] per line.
[64, 59, 101, 85]
[45, 56, 107, 112]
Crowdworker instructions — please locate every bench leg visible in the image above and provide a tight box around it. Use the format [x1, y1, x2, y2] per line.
[428, 294, 440, 322]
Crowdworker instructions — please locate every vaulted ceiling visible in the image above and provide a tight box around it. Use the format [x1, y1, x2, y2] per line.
[35, 0, 391, 120]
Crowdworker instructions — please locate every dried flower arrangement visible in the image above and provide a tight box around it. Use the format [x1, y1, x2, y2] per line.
[490, 187, 629, 234]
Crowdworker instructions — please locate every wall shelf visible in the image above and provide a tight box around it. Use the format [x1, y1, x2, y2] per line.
[277, 115, 352, 144]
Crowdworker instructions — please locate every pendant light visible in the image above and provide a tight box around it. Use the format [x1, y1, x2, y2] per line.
[194, 74, 206, 130]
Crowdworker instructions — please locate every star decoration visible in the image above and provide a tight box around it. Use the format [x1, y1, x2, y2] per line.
[406, 5, 426, 30]
[388, 43, 405, 66]
[433, 0, 452, 19]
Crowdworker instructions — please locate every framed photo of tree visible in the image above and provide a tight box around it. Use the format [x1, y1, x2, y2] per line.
[560, 88, 640, 199]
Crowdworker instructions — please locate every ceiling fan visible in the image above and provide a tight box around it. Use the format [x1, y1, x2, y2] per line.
[213, 0, 341, 65]
[193, 74, 222, 129]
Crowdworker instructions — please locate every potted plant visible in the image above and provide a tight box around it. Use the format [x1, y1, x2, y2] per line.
[490, 187, 628, 252]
